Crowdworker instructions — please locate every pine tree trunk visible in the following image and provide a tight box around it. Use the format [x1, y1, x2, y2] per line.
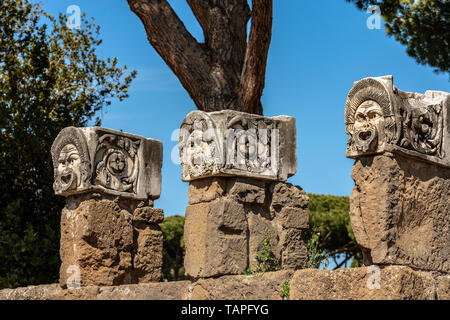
[127, 0, 272, 115]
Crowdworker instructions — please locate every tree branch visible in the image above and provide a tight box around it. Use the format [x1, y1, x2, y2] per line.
[186, 0, 250, 66]
[186, 0, 250, 110]
[127, 0, 273, 114]
[126, 0, 212, 110]
[333, 255, 352, 270]
[327, 242, 359, 257]
[240, 0, 273, 114]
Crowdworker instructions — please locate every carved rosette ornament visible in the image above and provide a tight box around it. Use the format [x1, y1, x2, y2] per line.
[345, 76, 449, 167]
[94, 134, 140, 193]
[178, 110, 297, 182]
[51, 127, 162, 200]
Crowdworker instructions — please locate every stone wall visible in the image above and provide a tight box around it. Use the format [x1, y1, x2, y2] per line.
[179, 110, 309, 279]
[4, 84, 447, 301]
[350, 153, 450, 272]
[60, 193, 163, 287]
[0, 267, 448, 300]
[184, 177, 309, 278]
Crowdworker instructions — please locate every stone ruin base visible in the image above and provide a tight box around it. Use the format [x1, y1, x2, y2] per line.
[184, 177, 310, 278]
[0, 266, 448, 300]
[60, 193, 163, 288]
[350, 153, 450, 273]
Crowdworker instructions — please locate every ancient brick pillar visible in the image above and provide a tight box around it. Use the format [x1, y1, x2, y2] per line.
[179, 110, 309, 278]
[344, 76, 450, 273]
[51, 127, 163, 287]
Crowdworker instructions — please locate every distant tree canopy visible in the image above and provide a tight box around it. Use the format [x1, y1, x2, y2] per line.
[347, 0, 449, 74]
[160, 215, 186, 281]
[0, 0, 136, 289]
[306, 194, 362, 269]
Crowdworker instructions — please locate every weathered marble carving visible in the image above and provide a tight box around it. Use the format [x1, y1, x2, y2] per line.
[178, 110, 297, 181]
[51, 127, 162, 200]
[94, 133, 140, 193]
[52, 127, 91, 194]
[184, 177, 309, 278]
[345, 75, 449, 167]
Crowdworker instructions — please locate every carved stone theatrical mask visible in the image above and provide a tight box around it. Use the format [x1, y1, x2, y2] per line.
[352, 100, 385, 153]
[346, 77, 450, 274]
[55, 144, 82, 192]
[345, 75, 449, 167]
[51, 127, 163, 200]
[52, 127, 91, 195]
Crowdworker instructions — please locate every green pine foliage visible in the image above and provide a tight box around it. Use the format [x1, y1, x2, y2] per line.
[160, 215, 186, 281]
[346, 0, 449, 74]
[305, 194, 362, 269]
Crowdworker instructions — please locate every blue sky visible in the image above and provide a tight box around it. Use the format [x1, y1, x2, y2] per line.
[38, 0, 449, 216]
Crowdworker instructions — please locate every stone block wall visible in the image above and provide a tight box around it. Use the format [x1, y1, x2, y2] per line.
[3, 79, 448, 300]
[60, 193, 163, 288]
[184, 177, 309, 279]
[178, 110, 310, 279]
[1, 267, 448, 300]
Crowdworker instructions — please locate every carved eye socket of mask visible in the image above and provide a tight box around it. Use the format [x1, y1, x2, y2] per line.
[65, 154, 80, 167]
[367, 110, 382, 121]
[356, 112, 365, 122]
